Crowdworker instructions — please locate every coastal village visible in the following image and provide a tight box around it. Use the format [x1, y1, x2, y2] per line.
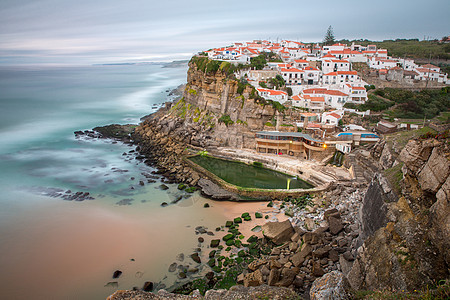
[104, 38, 449, 299]
[199, 39, 449, 161]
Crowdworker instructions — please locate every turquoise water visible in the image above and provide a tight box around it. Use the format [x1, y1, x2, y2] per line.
[0, 63, 231, 299]
[189, 156, 314, 189]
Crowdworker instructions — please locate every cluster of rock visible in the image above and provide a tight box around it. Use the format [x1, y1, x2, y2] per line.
[236, 203, 359, 298]
[132, 111, 201, 186]
[28, 186, 95, 201]
[75, 124, 137, 143]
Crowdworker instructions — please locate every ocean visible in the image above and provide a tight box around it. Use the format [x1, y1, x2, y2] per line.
[0, 63, 234, 299]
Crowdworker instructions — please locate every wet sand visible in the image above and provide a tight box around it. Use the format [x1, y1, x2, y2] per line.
[0, 189, 285, 300]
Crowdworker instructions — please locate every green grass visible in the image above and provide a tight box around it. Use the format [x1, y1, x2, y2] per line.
[384, 162, 404, 196]
[385, 127, 437, 150]
[434, 111, 450, 124]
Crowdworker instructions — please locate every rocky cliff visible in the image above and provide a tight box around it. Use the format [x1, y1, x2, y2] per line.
[346, 137, 449, 292]
[131, 59, 281, 184]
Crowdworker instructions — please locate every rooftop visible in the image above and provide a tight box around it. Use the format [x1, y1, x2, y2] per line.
[256, 131, 324, 143]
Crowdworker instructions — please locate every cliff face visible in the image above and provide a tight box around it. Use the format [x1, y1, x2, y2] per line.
[181, 62, 275, 149]
[347, 138, 449, 292]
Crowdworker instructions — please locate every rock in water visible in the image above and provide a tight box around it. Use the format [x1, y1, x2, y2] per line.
[142, 281, 153, 292]
[168, 262, 177, 272]
[262, 220, 294, 245]
[310, 271, 351, 300]
[112, 270, 122, 279]
[190, 253, 201, 264]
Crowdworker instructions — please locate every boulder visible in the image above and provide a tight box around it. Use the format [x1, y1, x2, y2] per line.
[190, 253, 201, 264]
[303, 232, 322, 245]
[312, 261, 325, 277]
[142, 281, 153, 292]
[268, 268, 280, 286]
[310, 271, 351, 300]
[262, 220, 295, 245]
[398, 139, 436, 174]
[275, 268, 297, 287]
[313, 245, 331, 259]
[112, 270, 122, 279]
[244, 269, 264, 287]
[328, 217, 344, 235]
[417, 147, 449, 193]
[291, 243, 312, 267]
[168, 262, 177, 272]
[210, 239, 220, 248]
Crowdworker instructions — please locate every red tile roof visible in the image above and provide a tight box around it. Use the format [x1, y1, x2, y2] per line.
[257, 88, 287, 95]
[281, 68, 303, 73]
[327, 113, 342, 119]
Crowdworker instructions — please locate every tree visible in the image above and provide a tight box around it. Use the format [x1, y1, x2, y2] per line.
[323, 26, 335, 46]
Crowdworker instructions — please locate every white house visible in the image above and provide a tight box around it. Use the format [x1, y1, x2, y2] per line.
[420, 64, 440, 73]
[342, 84, 367, 104]
[376, 49, 388, 58]
[415, 67, 441, 81]
[322, 43, 346, 54]
[322, 59, 350, 74]
[293, 59, 309, 69]
[399, 58, 418, 71]
[302, 88, 349, 109]
[322, 71, 359, 85]
[302, 66, 321, 85]
[281, 68, 304, 85]
[328, 50, 352, 60]
[322, 112, 343, 126]
[257, 88, 288, 103]
[347, 51, 367, 63]
[291, 94, 325, 112]
[287, 48, 309, 60]
[369, 57, 398, 70]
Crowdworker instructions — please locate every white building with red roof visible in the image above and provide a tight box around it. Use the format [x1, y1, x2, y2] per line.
[322, 59, 350, 74]
[322, 71, 360, 85]
[415, 67, 441, 81]
[280, 68, 304, 85]
[322, 43, 347, 54]
[302, 66, 321, 85]
[293, 59, 309, 69]
[322, 111, 343, 126]
[291, 94, 325, 112]
[287, 48, 309, 60]
[256, 88, 288, 103]
[302, 88, 349, 109]
[369, 57, 398, 70]
[342, 84, 367, 104]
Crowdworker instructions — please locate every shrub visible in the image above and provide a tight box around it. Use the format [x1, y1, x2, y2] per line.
[218, 114, 234, 126]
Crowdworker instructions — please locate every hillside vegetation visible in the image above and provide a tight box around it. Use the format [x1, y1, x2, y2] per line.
[345, 87, 449, 119]
[338, 38, 450, 60]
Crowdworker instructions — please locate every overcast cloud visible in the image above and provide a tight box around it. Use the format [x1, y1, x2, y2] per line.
[1, 0, 449, 65]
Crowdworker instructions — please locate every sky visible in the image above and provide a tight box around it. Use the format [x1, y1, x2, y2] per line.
[0, 0, 449, 65]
